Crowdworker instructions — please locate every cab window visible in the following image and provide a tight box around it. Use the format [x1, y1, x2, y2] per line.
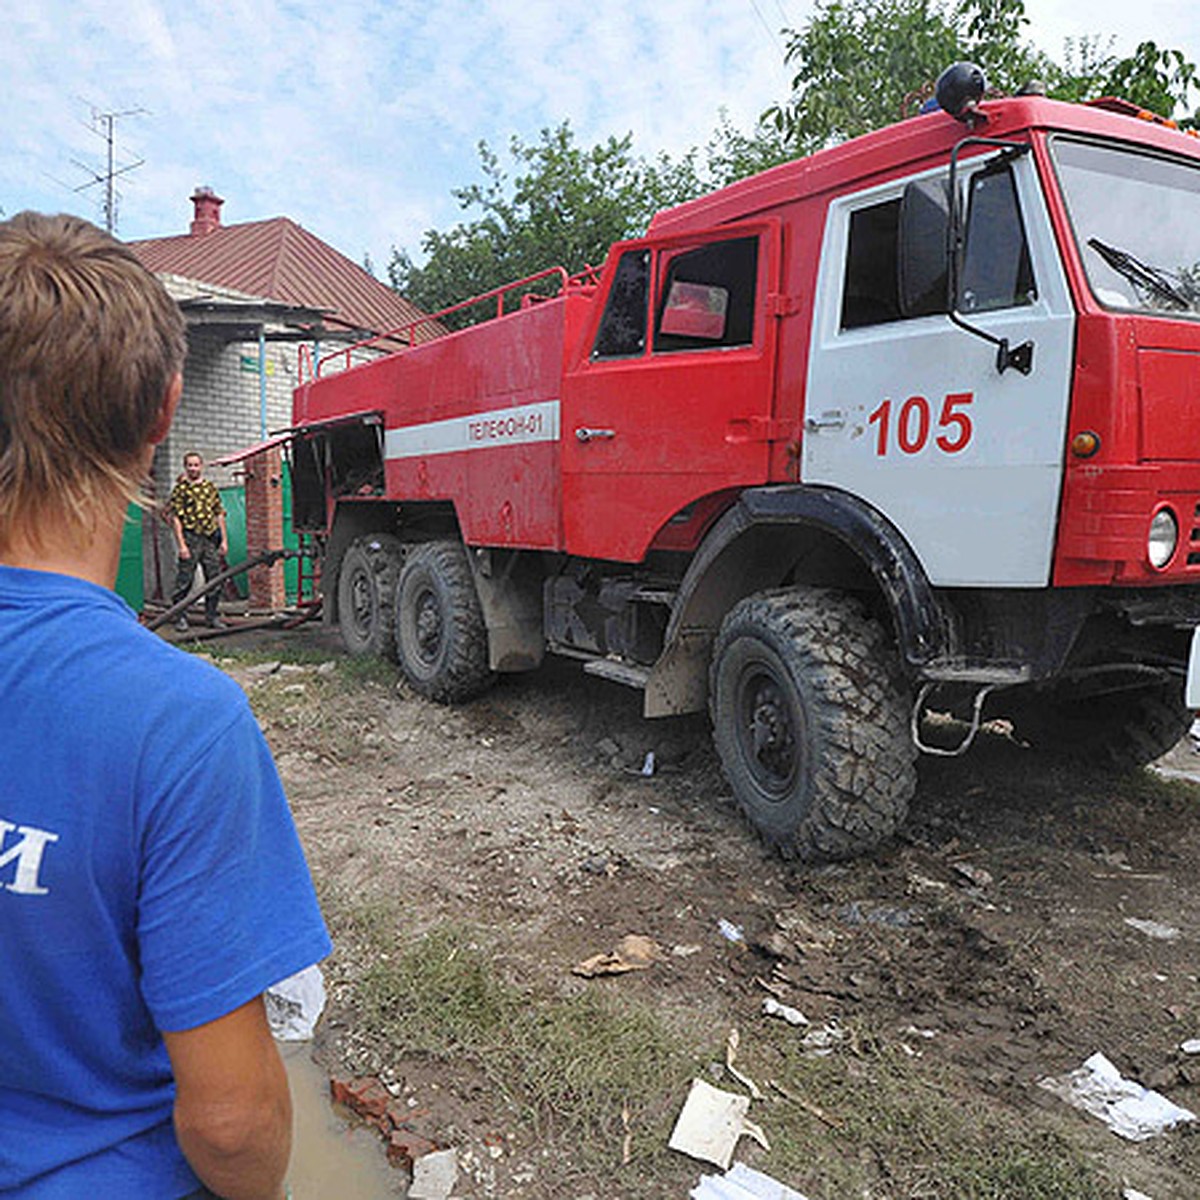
[840, 166, 1035, 330]
[653, 236, 758, 353]
[592, 250, 650, 358]
[960, 164, 1037, 313]
[841, 200, 902, 329]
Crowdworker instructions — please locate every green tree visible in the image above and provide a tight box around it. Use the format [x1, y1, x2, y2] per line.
[766, 0, 1052, 151]
[1050, 38, 1200, 122]
[388, 123, 702, 322]
[703, 110, 797, 188]
[768, 0, 1200, 149]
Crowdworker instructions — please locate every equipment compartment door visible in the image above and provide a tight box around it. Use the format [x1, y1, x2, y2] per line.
[563, 222, 782, 564]
[803, 156, 1075, 587]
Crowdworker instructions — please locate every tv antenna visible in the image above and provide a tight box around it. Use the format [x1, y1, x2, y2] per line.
[71, 104, 147, 234]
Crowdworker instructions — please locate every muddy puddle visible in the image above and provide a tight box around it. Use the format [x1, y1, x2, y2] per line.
[282, 1044, 402, 1197]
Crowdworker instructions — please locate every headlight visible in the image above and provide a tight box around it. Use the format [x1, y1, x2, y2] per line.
[1148, 507, 1178, 569]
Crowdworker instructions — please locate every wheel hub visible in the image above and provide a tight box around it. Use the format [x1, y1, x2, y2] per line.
[414, 591, 443, 661]
[746, 677, 795, 787]
[350, 571, 373, 634]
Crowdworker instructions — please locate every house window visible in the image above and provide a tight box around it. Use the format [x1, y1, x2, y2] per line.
[653, 236, 758, 353]
[592, 250, 650, 358]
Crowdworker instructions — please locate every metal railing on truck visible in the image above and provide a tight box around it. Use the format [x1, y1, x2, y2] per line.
[297, 264, 602, 385]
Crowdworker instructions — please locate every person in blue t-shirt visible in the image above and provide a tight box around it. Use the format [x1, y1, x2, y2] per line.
[0, 212, 332, 1199]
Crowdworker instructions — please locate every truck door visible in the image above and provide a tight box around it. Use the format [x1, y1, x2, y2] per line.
[563, 222, 781, 563]
[803, 152, 1076, 586]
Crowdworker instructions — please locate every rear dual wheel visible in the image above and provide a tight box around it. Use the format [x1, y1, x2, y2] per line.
[710, 587, 916, 860]
[336, 535, 402, 658]
[394, 540, 495, 703]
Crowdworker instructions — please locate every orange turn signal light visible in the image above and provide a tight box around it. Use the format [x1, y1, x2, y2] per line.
[1070, 430, 1101, 458]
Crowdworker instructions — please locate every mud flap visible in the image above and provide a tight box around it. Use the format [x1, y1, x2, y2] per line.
[1187, 627, 1200, 709]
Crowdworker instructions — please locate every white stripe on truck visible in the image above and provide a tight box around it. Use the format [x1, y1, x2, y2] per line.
[384, 400, 560, 460]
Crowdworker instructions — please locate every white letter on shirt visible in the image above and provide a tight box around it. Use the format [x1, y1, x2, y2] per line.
[0, 819, 60, 896]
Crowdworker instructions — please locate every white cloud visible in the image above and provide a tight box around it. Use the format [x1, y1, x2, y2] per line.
[3, 0, 1197, 273]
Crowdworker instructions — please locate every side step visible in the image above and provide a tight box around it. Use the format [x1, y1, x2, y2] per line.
[583, 658, 651, 689]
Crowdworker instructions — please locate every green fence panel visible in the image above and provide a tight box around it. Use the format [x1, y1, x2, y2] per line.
[115, 504, 144, 611]
[282, 462, 299, 604]
[218, 485, 249, 599]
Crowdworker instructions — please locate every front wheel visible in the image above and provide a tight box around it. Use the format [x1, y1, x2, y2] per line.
[394, 540, 495, 703]
[709, 588, 916, 860]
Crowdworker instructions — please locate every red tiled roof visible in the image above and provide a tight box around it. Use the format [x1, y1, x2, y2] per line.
[130, 217, 430, 341]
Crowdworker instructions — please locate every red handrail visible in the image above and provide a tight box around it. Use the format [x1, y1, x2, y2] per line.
[315, 265, 574, 377]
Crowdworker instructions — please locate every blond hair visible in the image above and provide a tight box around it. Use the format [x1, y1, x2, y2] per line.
[0, 212, 186, 549]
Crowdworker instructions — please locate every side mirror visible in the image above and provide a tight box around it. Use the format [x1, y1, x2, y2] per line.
[898, 178, 951, 318]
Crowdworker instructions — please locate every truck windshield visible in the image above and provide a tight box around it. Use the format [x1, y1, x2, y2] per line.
[1052, 138, 1200, 317]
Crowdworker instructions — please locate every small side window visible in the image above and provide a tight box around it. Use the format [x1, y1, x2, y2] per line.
[960, 165, 1037, 313]
[841, 200, 902, 329]
[653, 236, 758, 353]
[592, 250, 650, 358]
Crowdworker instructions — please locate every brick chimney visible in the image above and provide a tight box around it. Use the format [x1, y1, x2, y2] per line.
[189, 186, 224, 236]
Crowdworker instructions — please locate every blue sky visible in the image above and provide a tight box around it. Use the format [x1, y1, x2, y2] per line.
[3, 0, 1199, 274]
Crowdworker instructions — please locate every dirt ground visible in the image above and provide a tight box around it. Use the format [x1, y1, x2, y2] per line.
[207, 625, 1200, 1199]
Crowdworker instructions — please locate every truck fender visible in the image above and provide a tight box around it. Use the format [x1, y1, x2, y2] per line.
[464, 547, 546, 673]
[644, 486, 953, 717]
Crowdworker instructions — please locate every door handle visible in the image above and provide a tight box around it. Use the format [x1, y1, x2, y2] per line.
[804, 411, 846, 432]
[575, 427, 616, 443]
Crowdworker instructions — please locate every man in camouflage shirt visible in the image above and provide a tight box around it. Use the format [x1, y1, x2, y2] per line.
[169, 452, 228, 630]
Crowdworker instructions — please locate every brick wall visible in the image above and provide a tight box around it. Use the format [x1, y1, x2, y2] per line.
[243, 445, 287, 610]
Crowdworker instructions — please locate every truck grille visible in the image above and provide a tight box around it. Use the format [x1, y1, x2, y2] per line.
[1189, 502, 1200, 566]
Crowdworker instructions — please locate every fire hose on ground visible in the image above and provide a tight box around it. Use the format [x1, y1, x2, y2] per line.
[145, 547, 320, 636]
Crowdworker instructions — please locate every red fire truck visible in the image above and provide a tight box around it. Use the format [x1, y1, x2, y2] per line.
[288, 66, 1200, 859]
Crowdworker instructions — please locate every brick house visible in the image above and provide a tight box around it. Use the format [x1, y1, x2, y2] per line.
[127, 188, 429, 610]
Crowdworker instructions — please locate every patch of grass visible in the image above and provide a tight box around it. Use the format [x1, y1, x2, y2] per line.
[202, 641, 397, 685]
[196, 640, 401, 760]
[758, 1027, 1107, 1199]
[341, 918, 1114, 1197]
[352, 922, 699, 1176]
[1120, 767, 1200, 809]
[245, 676, 376, 761]
[201, 642, 335, 668]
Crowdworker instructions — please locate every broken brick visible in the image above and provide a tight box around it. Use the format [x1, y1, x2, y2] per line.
[329, 1075, 391, 1122]
[387, 1128, 440, 1167]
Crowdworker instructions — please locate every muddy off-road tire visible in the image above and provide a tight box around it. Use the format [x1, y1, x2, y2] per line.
[394, 540, 495, 703]
[1007, 679, 1190, 770]
[709, 587, 917, 861]
[336, 534, 402, 658]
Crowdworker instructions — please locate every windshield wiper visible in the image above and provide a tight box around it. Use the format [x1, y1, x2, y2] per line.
[1087, 237, 1192, 310]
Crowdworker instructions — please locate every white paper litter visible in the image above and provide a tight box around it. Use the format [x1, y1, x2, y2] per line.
[690, 1161, 811, 1200]
[264, 964, 326, 1041]
[801, 1019, 846, 1055]
[1123, 917, 1181, 941]
[1123, 1189, 1154, 1200]
[1038, 1052, 1197, 1141]
[762, 997, 808, 1027]
[1181, 1038, 1200, 1055]
[669, 1079, 768, 1169]
[408, 1147, 458, 1199]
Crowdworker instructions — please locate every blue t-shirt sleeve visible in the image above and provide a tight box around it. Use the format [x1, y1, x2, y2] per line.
[137, 700, 331, 1032]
